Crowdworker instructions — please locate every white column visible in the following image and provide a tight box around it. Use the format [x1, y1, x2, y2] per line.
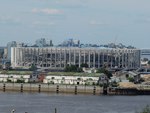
[84, 50, 86, 64]
[98, 52, 100, 68]
[69, 49, 71, 66]
[102, 52, 104, 67]
[74, 49, 76, 65]
[122, 51, 124, 68]
[60, 49, 62, 68]
[88, 51, 90, 68]
[93, 52, 95, 68]
[50, 48, 52, 67]
[55, 48, 57, 68]
[64, 49, 66, 67]
[79, 50, 81, 67]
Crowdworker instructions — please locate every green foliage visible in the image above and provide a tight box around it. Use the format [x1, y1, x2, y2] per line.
[80, 63, 88, 68]
[77, 67, 83, 72]
[64, 65, 83, 72]
[97, 68, 112, 79]
[64, 65, 77, 72]
[143, 58, 149, 62]
[51, 77, 55, 80]
[4, 62, 11, 70]
[0, 71, 32, 75]
[138, 105, 150, 113]
[110, 81, 119, 87]
[7, 78, 12, 83]
[126, 74, 129, 78]
[0, 64, 2, 70]
[49, 81, 54, 84]
[148, 61, 150, 65]
[99, 83, 103, 87]
[128, 77, 134, 82]
[29, 64, 37, 71]
[77, 78, 81, 81]
[47, 72, 100, 77]
[88, 78, 93, 81]
[16, 79, 25, 83]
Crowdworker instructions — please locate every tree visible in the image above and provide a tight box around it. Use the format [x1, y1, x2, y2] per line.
[64, 65, 77, 72]
[143, 58, 149, 62]
[0, 64, 2, 70]
[110, 80, 118, 87]
[64, 65, 83, 72]
[29, 64, 37, 71]
[16, 79, 25, 83]
[128, 77, 134, 82]
[77, 67, 83, 72]
[3, 62, 11, 70]
[80, 63, 88, 68]
[148, 61, 150, 65]
[97, 68, 112, 79]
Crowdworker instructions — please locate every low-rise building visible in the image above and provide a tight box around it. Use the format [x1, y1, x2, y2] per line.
[0, 74, 30, 83]
[43, 75, 99, 85]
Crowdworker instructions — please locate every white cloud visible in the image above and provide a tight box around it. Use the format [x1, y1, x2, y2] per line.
[31, 8, 63, 15]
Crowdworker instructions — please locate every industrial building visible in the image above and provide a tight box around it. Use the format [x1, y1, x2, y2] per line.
[11, 47, 141, 69]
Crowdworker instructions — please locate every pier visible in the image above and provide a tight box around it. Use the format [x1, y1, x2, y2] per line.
[108, 87, 150, 95]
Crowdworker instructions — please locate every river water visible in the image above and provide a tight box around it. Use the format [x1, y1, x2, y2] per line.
[0, 92, 149, 113]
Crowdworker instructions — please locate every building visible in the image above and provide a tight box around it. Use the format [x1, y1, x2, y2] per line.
[43, 75, 99, 85]
[35, 38, 53, 47]
[0, 74, 30, 83]
[7, 41, 17, 60]
[59, 39, 80, 47]
[141, 49, 150, 60]
[11, 47, 141, 69]
[7, 41, 25, 60]
[0, 47, 5, 62]
[112, 71, 141, 83]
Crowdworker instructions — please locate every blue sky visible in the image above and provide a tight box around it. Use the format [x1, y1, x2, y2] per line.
[0, 0, 150, 48]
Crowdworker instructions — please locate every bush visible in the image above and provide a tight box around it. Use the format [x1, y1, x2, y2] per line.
[97, 68, 112, 79]
[111, 81, 118, 87]
[7, 79, 12, 83]
[64, 65, 83, 72]
[80, 63, 88, 68]
[137, 105, 150, 113]
[29, 64, 37, 71]
[16, 79, 25, 83]
[128, 77, 134, 82]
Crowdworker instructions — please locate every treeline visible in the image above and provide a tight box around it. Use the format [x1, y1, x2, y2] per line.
[64, 64, 112, 79]
[64, 65, 83, 72]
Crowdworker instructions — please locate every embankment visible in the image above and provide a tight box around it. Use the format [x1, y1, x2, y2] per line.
[0, 83, 103, 95]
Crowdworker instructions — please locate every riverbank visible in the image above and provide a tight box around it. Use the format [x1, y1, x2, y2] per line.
[1, 83, 150, 95]
[0, 83, 102, 95]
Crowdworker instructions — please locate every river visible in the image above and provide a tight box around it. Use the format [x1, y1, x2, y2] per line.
[0, 92, 149, 113]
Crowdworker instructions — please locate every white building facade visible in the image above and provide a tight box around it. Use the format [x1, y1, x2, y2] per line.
[43, 75, 99, 85]
[11, 47, 141, 69]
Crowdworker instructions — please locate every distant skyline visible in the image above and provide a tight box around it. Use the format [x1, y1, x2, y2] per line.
[0, 0, 150, 48]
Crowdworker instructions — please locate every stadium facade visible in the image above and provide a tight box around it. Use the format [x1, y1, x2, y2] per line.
[11, 47, 141, 69]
